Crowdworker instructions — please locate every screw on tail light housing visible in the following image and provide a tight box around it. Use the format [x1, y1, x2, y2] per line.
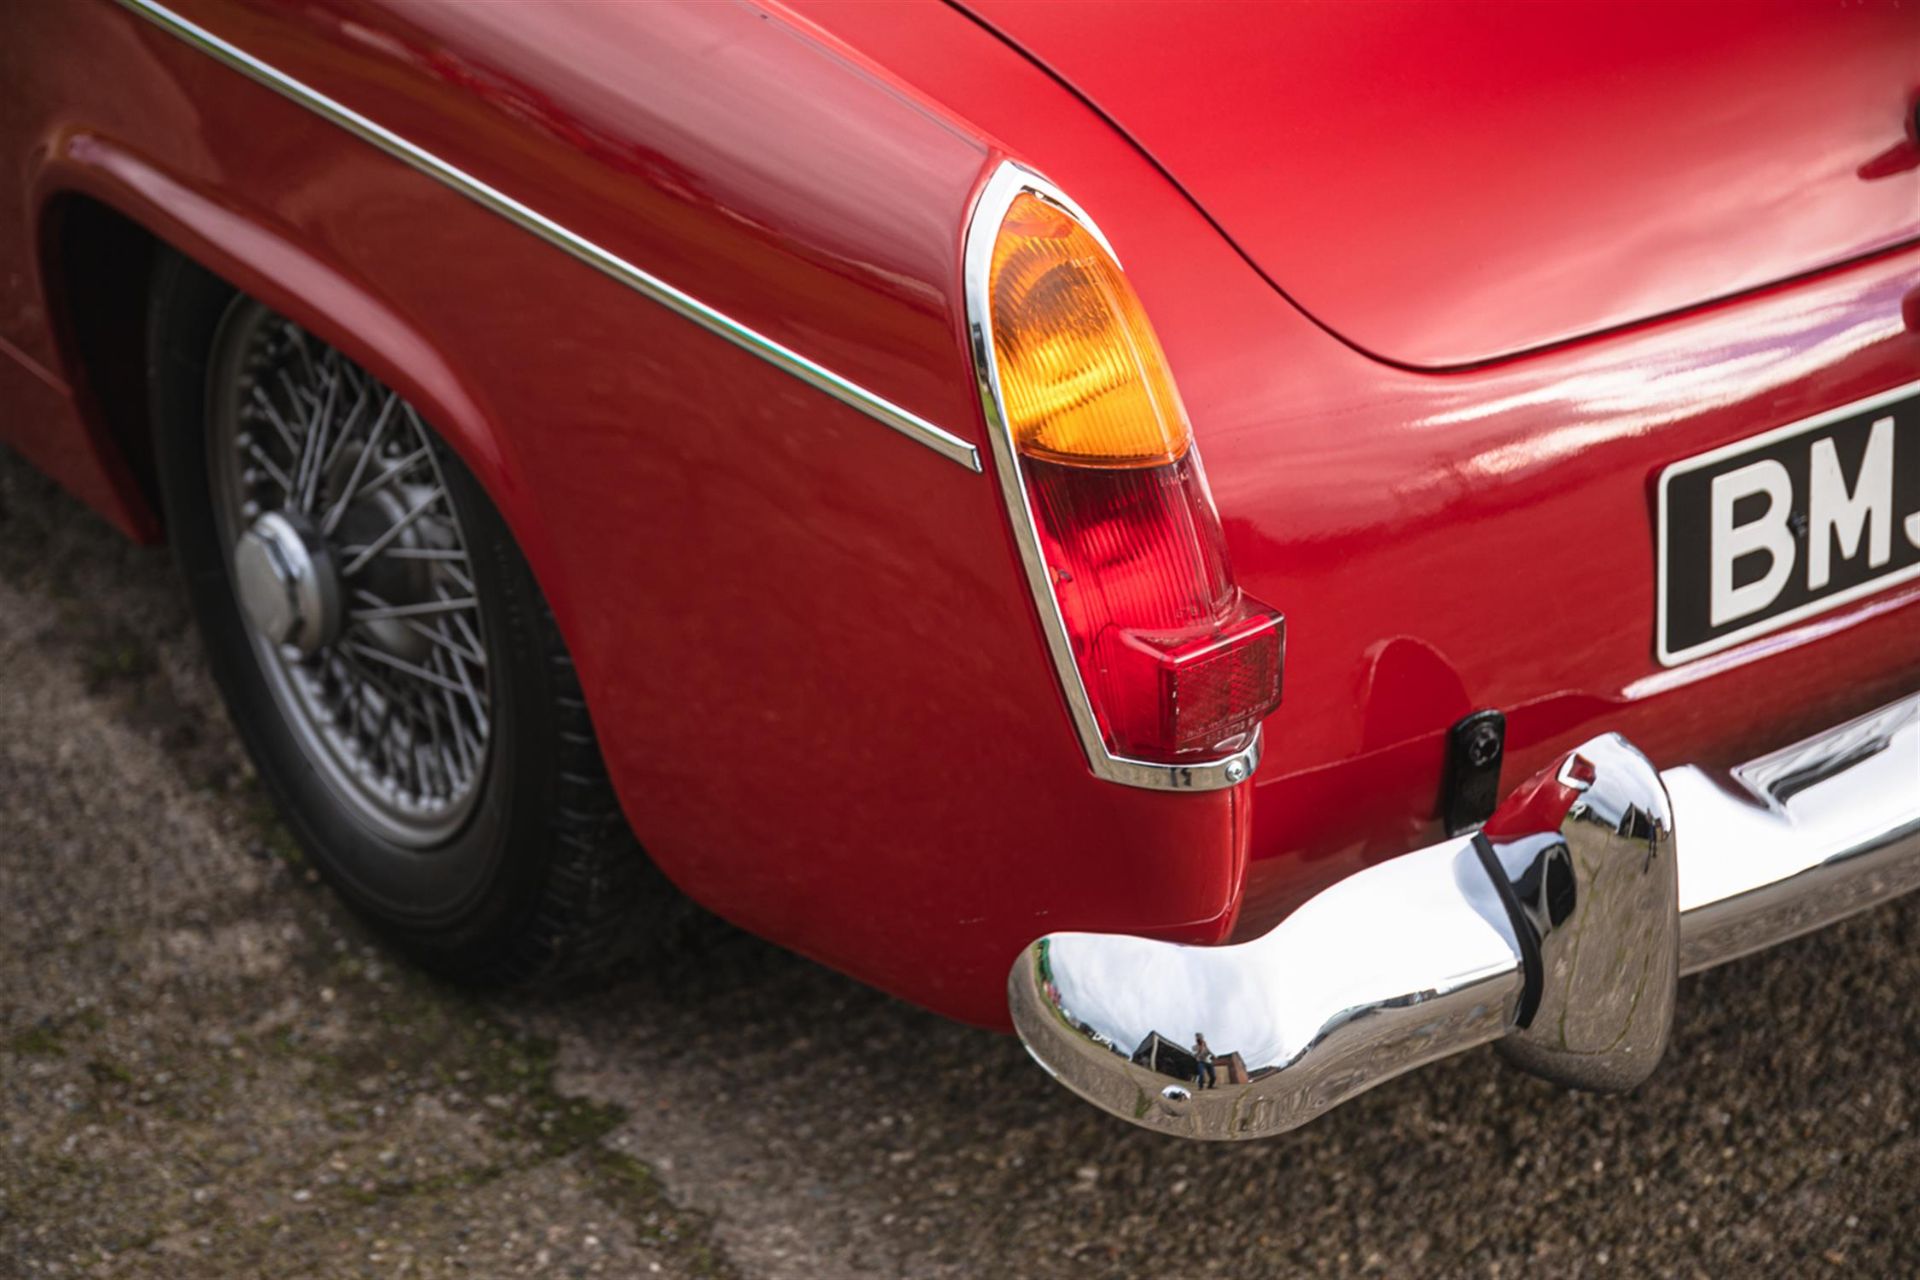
[965, 163, 1284, 791]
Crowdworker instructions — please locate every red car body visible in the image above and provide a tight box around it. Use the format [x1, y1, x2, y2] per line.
[2, 0, 1917, 1030]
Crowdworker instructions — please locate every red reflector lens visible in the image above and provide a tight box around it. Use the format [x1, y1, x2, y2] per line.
[1026, 455, 1284, 764]
[1138, 611, 1284, 753]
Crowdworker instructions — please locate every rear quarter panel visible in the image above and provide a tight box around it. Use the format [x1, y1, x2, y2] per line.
[0, 0, 1246, 1027]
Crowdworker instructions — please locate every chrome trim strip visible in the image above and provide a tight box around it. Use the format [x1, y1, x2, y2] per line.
[1011, 689, 1920, 1138]
[962, 160, 1263, 792]
[113, 0, 983, 473]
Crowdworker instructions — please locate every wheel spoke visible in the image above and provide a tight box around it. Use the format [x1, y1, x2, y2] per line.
[350, 445, 433, 506]
[244, 440, 295, 496]
[294, 355, 340, 512]
[377, 547, 467, 562]
[427, 616, 487, 668]
[287, 325, 320, 387]
[414, 667, 451, 798]
[320, 391, 400, 537]
[429, 651, 481, 780]
[276, 367, 321, 422]
[318, 371, 372, 480]
[341, 639, 471, 698]
[344, 594, 488, 668]
[348, 594, 478, 623]
[248, 385, 302, 457]
[340, 487, 444, 577]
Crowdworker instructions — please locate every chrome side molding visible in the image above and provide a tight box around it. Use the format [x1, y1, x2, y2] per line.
[1009, 691, 1920, 1140]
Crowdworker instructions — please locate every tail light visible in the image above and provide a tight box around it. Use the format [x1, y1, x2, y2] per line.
[966, 166, 1284, 789]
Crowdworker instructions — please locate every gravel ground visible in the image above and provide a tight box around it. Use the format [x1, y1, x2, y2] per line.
[4, 441, 1920, 1279]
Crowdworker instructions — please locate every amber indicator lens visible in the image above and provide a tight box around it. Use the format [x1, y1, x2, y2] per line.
[988, 193, 1192, 469]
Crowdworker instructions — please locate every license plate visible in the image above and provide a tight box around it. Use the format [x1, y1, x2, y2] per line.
[1657, 382, 1920, 665]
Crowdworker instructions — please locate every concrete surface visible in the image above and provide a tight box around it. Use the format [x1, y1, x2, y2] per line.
[3, 442, 1918, 1279]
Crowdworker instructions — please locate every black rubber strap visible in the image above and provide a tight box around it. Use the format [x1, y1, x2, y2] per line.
[1472, 831, 1542, 1030]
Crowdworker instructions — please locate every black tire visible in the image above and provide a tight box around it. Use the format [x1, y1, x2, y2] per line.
[147, 249, 670, 984]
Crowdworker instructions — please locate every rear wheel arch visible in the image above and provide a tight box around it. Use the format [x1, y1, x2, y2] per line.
[32, 193, 165, 540]
[27, 155, 681, 958]
[29, 150, 569, 632]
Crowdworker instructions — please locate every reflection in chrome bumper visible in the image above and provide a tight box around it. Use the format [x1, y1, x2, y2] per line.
[1009, 692, 1920, 1140]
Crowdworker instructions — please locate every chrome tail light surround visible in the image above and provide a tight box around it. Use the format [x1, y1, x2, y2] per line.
[964, 160, 1274, 792]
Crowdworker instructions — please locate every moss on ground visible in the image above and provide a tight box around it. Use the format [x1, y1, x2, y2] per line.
[230, 803, 736, 1275]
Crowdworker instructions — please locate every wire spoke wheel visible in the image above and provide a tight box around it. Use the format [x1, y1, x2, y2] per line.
[153, 257, 666, 980]
[207, 304, 491, 847]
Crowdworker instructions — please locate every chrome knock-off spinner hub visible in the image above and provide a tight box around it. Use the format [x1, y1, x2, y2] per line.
[232, 510, 342, 655]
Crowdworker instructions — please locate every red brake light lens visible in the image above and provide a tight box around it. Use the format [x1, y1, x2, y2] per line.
[1025, 456, 1282, 763]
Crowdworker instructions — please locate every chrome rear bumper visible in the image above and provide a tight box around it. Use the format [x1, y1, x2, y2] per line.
[1008, 691, 1920, 1140]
